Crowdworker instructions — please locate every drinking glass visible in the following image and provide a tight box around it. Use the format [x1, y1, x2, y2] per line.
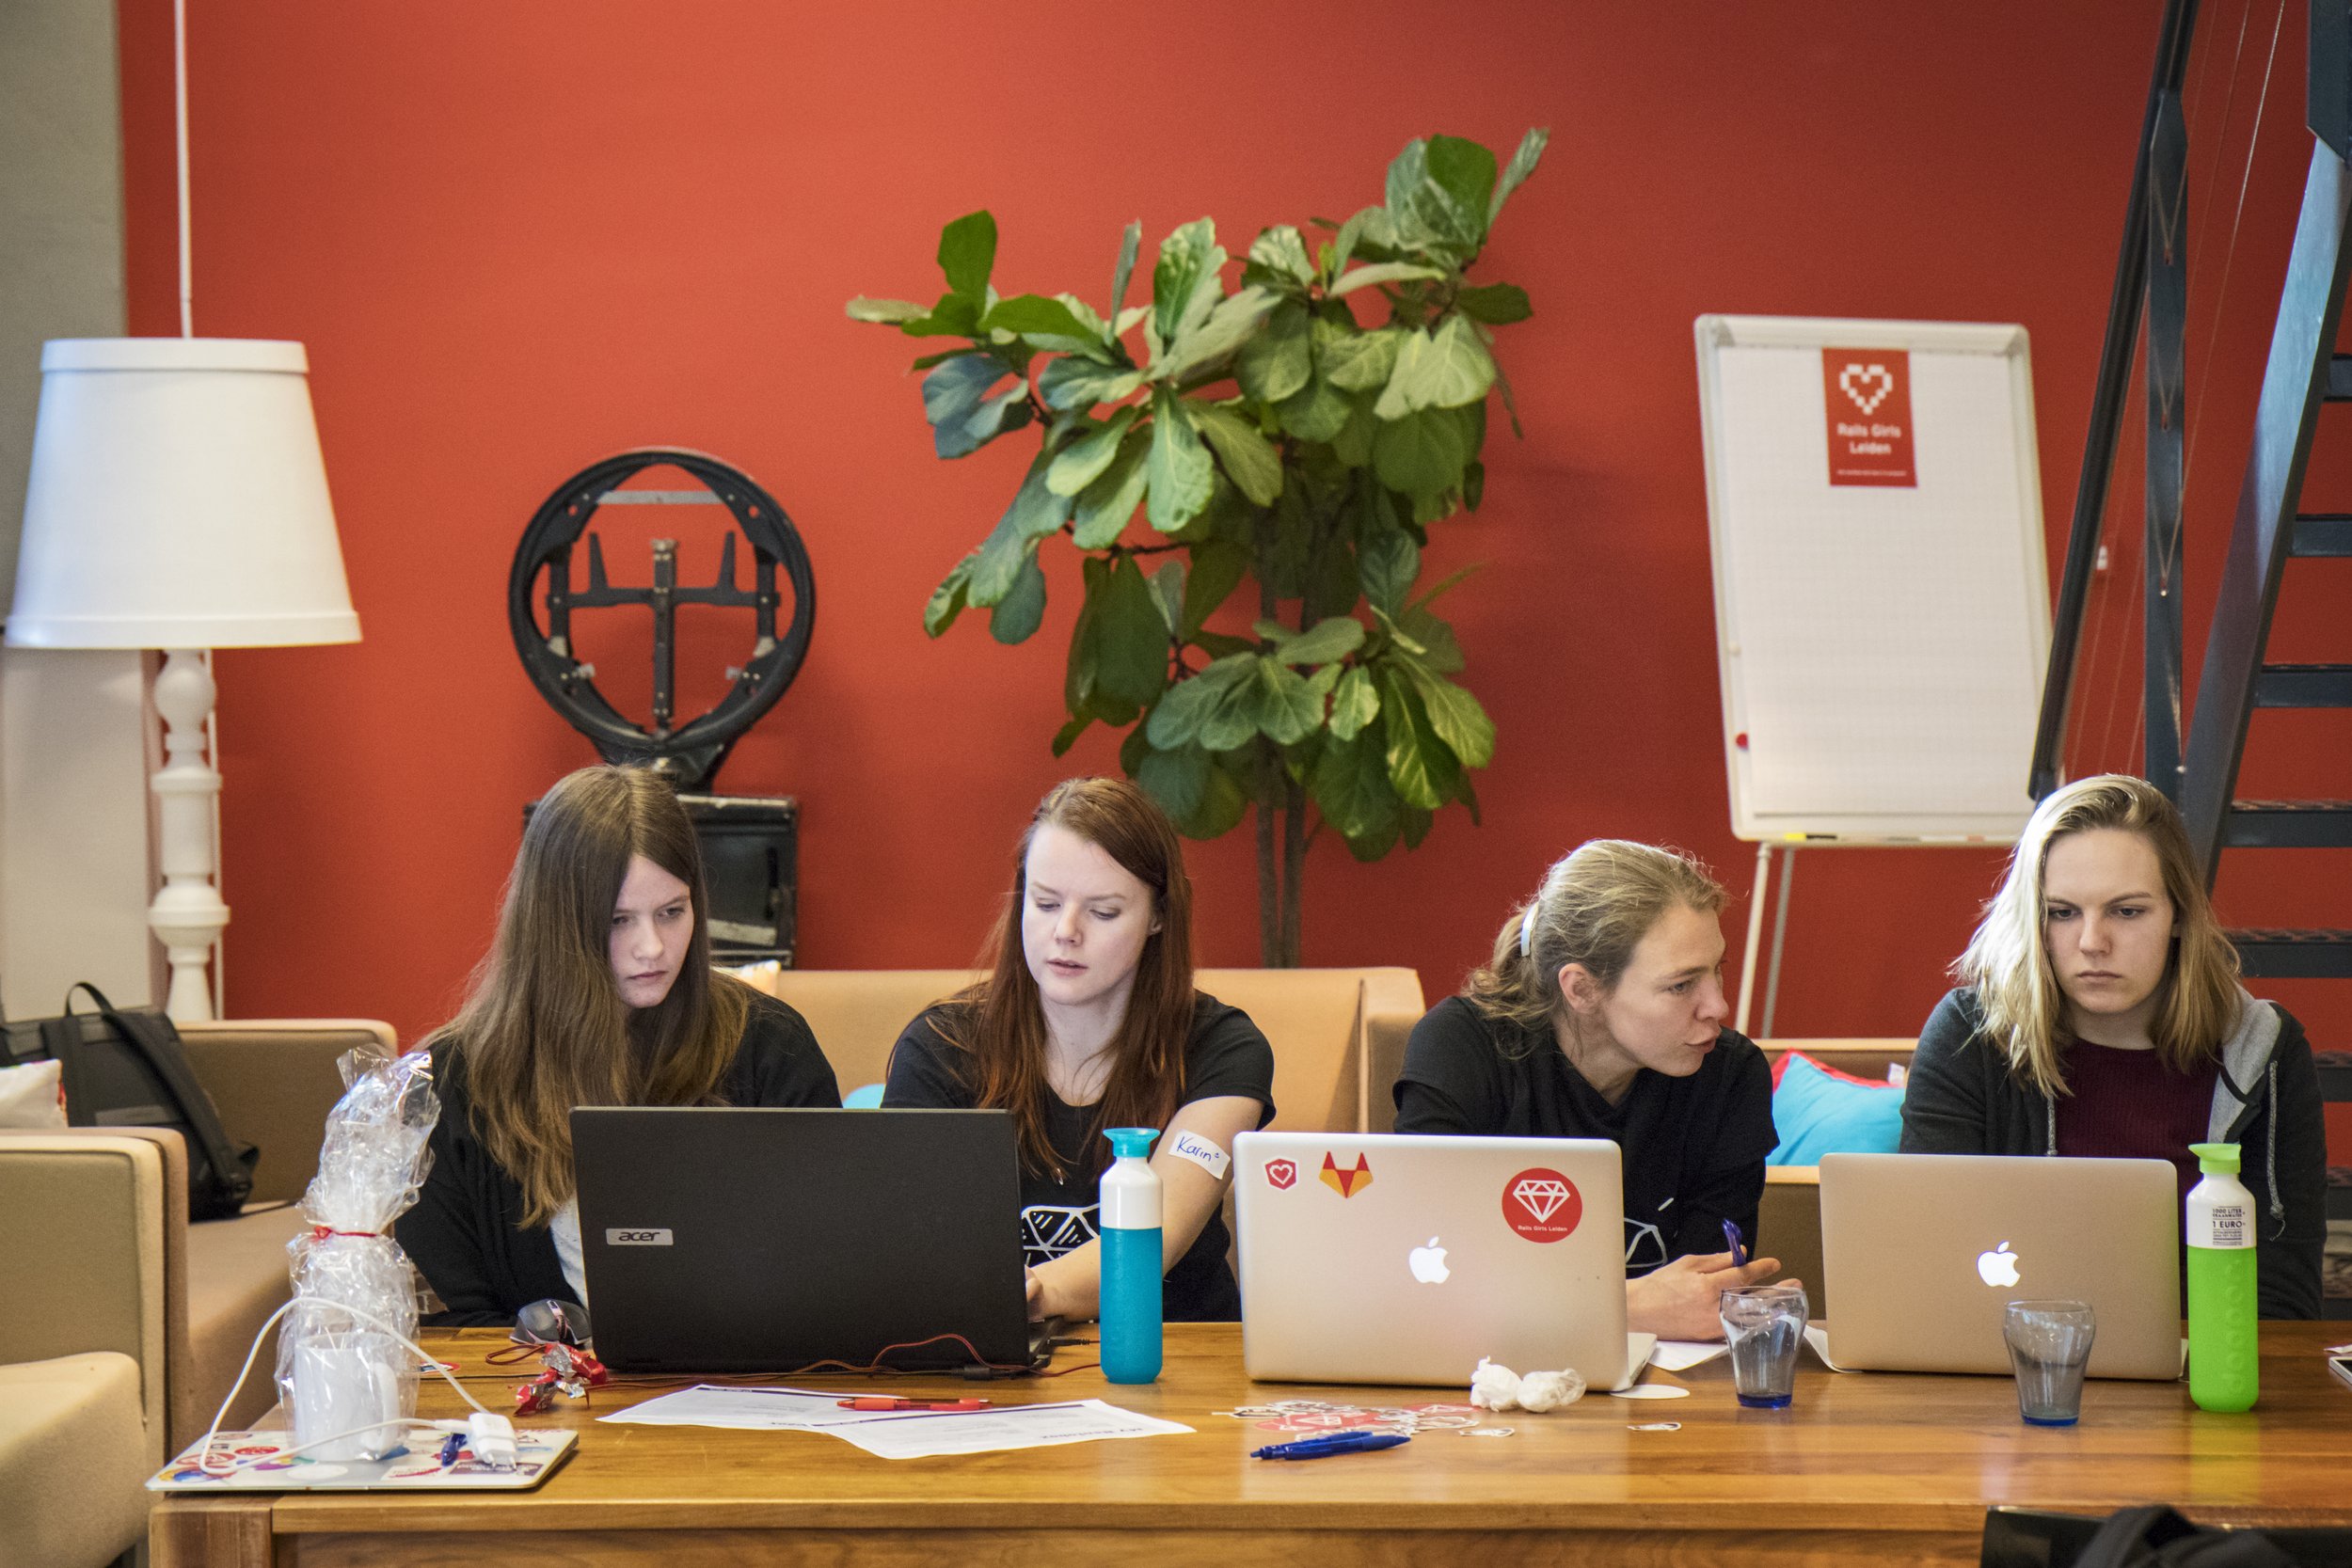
[1720, 1283, 1809, 1409]
[2004, 1300, 2096, 1425]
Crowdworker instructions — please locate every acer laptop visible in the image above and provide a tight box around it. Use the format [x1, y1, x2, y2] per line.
[571, 1107, 1047, 1374]
[1819, 1152, 2183, 1379]
[1233, 1132, 1653, 1389]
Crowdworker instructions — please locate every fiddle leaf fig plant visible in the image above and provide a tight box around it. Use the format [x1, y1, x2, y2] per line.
[850, 129, 1547, 965]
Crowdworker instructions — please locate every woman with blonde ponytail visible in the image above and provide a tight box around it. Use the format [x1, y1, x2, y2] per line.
[397, 766, 839, 1325]
[1394, 840, 1786, 1338]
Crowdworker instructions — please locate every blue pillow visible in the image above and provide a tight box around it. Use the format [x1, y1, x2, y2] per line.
[1766, 1052, 1904, 1166]
[843, 1083, 885, 1109]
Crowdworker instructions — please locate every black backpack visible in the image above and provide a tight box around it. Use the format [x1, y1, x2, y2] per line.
[4, 982, 259, 1221]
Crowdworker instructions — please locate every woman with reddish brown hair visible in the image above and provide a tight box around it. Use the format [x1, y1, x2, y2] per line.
[883, 778, 1274, 1323]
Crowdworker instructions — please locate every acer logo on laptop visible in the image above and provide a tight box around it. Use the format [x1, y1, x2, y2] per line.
[605, 1228, 674, 1246]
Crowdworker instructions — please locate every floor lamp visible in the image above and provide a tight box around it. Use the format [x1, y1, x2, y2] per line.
[7, 338, 360, 1021]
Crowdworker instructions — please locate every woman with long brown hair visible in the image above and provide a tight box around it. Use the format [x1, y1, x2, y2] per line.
[398, 766, 838, 1325]
[884, 778, 1274, 1323]
[1901, 773, 2325, 1318]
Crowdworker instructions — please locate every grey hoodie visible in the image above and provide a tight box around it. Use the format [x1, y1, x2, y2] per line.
[1899, 986, 2327, 1320]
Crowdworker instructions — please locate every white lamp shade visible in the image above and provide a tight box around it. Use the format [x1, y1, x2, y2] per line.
[8, 338, 360, 649]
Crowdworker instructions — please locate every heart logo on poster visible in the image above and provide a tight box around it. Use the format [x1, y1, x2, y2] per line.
[1838, 362, 1895, 416]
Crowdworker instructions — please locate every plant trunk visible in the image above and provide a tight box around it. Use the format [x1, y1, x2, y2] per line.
[1252, 747, 1307, 969]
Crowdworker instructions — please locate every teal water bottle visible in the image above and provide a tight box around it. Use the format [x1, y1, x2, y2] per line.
[1099, 1127, 1163, 1385]
[2185, 1141, 2259, 1413]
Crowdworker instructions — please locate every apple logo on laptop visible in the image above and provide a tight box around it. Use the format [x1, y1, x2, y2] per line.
[1977, 1242, 2022, 1288]
[1408, 1237, 1450, 1285]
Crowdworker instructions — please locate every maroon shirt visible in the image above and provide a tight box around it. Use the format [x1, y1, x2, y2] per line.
[2053, 1040, 2219, 1207]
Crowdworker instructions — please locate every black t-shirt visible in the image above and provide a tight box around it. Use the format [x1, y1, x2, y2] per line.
[882, 991, 1275, 1323]
[397, 988, 841, 1326]
[1391, 995, 1777, 1275]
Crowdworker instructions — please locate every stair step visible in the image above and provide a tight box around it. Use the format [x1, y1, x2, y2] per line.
[2292, 515, 2352, 555]
[2327, 355, 2352, 400]
[2228, 927, 2352, 977]
[2254, 663, 2352, 706]
[2225, 800, 2352, 847]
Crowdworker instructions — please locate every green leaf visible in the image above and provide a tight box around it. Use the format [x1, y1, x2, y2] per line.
[938, 210, 997, 301]
[1050, 714, 1092, 757]
[1454, 283, 1533, 325]
[1145, 390, 1215, 531]
[1071, 430, 1150, 546]
[1065, 555, 1106, 712]
[1330, 393, 1379, 467]
[982, 293, 1094, 341]
[1402, 659, 1494, 767]
[1047, 407, 1138, 497]
[1149, 559, 1186, 635]
[1241, 655, 1322, 745]
[1395, 602, 1465, 673]
[1276, 373, 1352, 442]
[1373, 328, 1431, 420]
[1191, 628, 1256, 658]
[1247, 224, 1315, 287]
[847, 296, 929, 324]
[1384, 136, 1484, 253]
[924, 551, 976, 638]
[1329, 261, 1447, 296]
[1309, 724, 1401, 844]
[1137, 742, 1210, 824]
[1109, 220, 1142, 325]
[1095, 554, 1168, 707]
[1183, 538, 1249, 636]
[1258, 614, 1365, 666]
[1115, 304, 1151, 339]
[1321, 326, 1403, 392]
[1328, 665, 1379, 739]
[1330, 205, 1397, 277]
[921, 354, 1029, 458]
[1152, 218, 1224, 346]
[899, 291, 983, 341]
[1400, 804, 1435, 849]
[1377, 666, 1459, 809]
[1358, 523, 1420, 615]
[1488, 127, 1549, 227]
[1191, 403, 1284, 507]
[1007, 462, 1073, 543]
[1424, 135, 1499, 237]
[1237, 299, 1312, 404]
[989, 550, 1046, 644]
[1039, 356, 1143, 413]
[1160, 286, 1275, 383]
[1146, 653, 1253, 750]
[1408, 313, 1497, 409]
[1372, 405, 1468, 499]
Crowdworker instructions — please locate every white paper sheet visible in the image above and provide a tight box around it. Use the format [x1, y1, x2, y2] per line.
[830, 1399, 1194, 1460]
[597, 1386, 935, 1431]
[1648, 1339, 1727, 1372]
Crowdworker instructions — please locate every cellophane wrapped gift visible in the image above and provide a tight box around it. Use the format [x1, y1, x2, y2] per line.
[273, 1049, 438, 1460]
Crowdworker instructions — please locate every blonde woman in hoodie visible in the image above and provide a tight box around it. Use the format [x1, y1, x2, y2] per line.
[1900, 774, 2325, 1318]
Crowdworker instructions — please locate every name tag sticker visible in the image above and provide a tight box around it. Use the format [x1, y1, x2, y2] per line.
[1167, 1131, 1232, 1180]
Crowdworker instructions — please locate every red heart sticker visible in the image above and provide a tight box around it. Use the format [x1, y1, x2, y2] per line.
[1264, 1159, 1297, 1190]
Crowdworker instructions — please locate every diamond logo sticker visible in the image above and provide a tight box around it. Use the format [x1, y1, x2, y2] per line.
[1502, 1166, 1581, 1243]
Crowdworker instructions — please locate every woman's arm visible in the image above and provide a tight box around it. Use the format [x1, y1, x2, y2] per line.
[392, 1076, 514, 1327]
[1025, 1094, 1262, 1323]
[1898, 990, 1996, 1154]
[2257, 1017, 2327, 1320]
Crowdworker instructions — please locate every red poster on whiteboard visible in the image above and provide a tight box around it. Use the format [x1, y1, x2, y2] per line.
[1821, 348, 1916, 486]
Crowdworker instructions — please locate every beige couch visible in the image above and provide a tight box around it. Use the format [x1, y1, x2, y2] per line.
[0, 1017, 395, 1564]
[1754, 1038, 1915, 1322]
[739, 966, 1426, 1133]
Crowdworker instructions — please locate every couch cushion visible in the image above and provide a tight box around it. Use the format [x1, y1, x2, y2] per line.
[0, 1352, 153, 1568]
[182, 1205, 312, 1440]
[1766, 1052, 1906, 1167]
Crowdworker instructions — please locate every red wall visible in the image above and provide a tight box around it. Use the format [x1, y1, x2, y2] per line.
[112, 0, 2351, 1048]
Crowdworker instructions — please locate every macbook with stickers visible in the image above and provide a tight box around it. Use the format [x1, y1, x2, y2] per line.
[1232, 1131, 1653, 1389]
[571, 1107, 1052, 1374]
[1819, 1152, 2182, 1378]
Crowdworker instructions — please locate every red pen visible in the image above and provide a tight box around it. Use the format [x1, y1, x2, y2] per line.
[837, 1396, 991, 1412]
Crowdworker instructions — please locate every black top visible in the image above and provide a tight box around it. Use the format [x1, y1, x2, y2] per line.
[882, 991, 1275, 1323]
[1900, 986, 2327, 1320]
[396, 990, 840, 1327]
[1391, 995, 1778, 1275]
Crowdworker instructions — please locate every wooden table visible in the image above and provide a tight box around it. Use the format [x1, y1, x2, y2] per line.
[151, 1323, 2352, 1567]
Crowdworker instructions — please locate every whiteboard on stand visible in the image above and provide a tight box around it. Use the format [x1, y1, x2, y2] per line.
[1693, 315, 2051, 844]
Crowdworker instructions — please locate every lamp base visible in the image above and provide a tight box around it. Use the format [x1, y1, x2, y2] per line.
[149, 648, 225, 1022]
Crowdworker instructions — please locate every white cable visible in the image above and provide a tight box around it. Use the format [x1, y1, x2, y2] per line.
[174, 0, 193, 337]
[194, 1297, 493, 1475]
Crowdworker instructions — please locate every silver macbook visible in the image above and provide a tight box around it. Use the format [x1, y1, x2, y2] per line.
[1820, 1152, 2183, 1379]
[1234, 1132, 1653, 1389]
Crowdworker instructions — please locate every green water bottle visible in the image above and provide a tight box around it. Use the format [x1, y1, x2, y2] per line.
[2185, 1141, 2259, 1413]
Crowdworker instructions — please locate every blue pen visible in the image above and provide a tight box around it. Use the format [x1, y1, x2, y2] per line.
[1723, 1218, 1748, 1268]
[437, 1432, 464, 1468]
[1250, 1433, 1410, 1461]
